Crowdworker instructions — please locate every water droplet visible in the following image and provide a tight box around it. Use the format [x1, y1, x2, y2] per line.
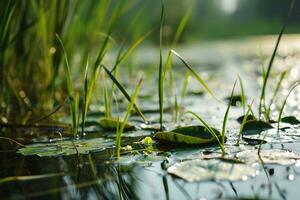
[288, 174, 294, 181]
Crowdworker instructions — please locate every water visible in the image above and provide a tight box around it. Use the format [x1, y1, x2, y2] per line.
[1, 35, 300, 200]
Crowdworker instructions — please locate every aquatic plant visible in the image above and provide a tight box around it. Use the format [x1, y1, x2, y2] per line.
[277, 81, 300, 130]
[116, 78, 142, 159]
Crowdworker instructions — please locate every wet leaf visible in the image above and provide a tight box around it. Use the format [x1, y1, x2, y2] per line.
[18, 138, 114, 157]
[242, 120, 273, 135]
[281, 116, 300, 125]
[237, 114, 256, 124]
[154, 125, 222, 145]
[99, 117, 135, 131]
[167, 159, 257, 182]
[236, 149, 300, 165]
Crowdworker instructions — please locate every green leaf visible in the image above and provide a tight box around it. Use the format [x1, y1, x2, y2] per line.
[154, 125, 222, 145]
[237, 114, 256, 124]
[167, 159, 257, 182]
[170, 49, 216, 99]
[99, 117, 135, 131]
[18, 138, 114, 157]
[242, 120, 273, 135]
[281, 116, 300, 125]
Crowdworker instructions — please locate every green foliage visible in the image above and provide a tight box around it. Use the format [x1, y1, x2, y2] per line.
[154, 125, 222, 145]
[18, 138, 114, 157]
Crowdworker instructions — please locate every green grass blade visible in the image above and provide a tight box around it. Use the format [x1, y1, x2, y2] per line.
[158, 3, 164, 130]
[102, 71, 111, 118]
[171, 49, 216, 99]
[277, 81, 300, 131]
[102, 64, 146, 122]
[116, 78, 143, 159]
[238, 75, 246, 114]
[81, 58, 89, 136]
[186, 111, 225, 155]
[111, 29, 154, 72]
[236, 100, 254, 146]
[172, 9, 191, 46]
[222, 81, 237, 146]
[56, 34, 77, 136]
[259, 0, 295, 118]
[265, 71, 287, 120]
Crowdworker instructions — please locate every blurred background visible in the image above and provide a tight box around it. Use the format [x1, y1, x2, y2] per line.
[1, 0, 300, 121]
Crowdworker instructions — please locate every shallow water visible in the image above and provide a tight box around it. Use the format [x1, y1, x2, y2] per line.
[1, 35, 300, 200]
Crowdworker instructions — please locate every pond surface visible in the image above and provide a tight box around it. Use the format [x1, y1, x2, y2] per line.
[1, 35, 300, 200]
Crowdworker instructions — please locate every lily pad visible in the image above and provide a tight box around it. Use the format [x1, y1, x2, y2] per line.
[237, 114, 256, 124]
[99, 117, 135, 131]
[154, 125, 222, 145]
[236, 149, 300, 165]
[242, 120, 273, 135]
[281, 116, 300, 125]
[18, 138, 114, 157]
[167, 159, 257, 182]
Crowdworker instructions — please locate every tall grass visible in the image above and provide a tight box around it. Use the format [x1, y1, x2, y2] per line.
[158, 3, 165, 130]
[258, 0, 295, 119]
[56, 34, 77, 137]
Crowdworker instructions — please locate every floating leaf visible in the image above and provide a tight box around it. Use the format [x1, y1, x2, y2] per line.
[236, 149, 300, 165]
[242, 120, 273, 135]
[242, 137, 267, 145]
[99, 117, 135, 131]
[18, 138, 114, 157]
[237, 114, 256, 124]
[154, 125, 222, 145]
[167, 159, 257, 182]
[281, 116, 300, 125]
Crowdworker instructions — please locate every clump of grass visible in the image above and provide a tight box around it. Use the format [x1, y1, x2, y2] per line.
[277, 81, 300, 131]
[258, 0, 295, 120]
[116, 78, 143, 159]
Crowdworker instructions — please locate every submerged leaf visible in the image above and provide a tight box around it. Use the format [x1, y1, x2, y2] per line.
[18, 138, 114, 157]
[242, 120, 273, 135]
[99, 117, 135, 131]
[154, 125, 222, 145]
[281, 116, 300, 125]
[236, 149, 300, 165]
[167, 159, 257, 182]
